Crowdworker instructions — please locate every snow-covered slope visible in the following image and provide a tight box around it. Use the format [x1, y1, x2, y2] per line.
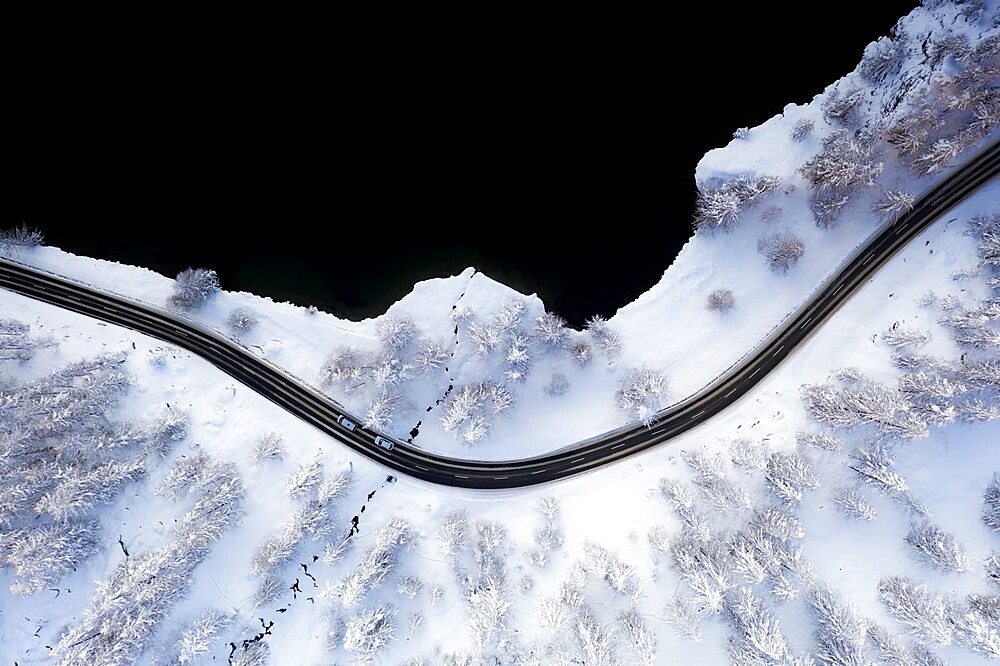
[2, 2, 999, 665]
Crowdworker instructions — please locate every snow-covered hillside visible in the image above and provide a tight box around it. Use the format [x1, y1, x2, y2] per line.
[2, 2, 999, 664]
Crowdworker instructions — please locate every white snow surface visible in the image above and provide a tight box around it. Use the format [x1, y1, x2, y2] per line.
[2, 2, 1000, 664]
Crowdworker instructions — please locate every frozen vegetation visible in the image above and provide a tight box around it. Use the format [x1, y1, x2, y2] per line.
[1, 2, 1000, 664]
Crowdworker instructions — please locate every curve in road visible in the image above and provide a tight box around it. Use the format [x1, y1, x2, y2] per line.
[2, 139, 998, 488]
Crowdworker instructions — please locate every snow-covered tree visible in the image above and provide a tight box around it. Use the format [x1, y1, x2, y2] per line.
[318, 470, 353, 505]
[0, 318, 49, 361]
[505, 334, 532, 383]
[156, 453, 211, 499]
[883, 326, 931, 349]
[952, 597, 1000, 660]
[571, 340, 592, 366]
[53, 461, 244, 664]
[765, 451, 820, 505]
[850, 442, 909, 496]
[467, 320, 502, 357]
[663, 598, 703, 643]
[319, 347, 366, 391]
[617, 607, 656, 665]
[339, 518, 415, 608]
[758, 230, 805, 273]
[797, 431, 842, 452]
[414, 338, 449, 372]
[878, 576, 954, 647]
[725, 587, 801, 664]
[252, 431, 284, 463]
[439, 510, 469, 561]
[583, 541, 641, 600]
[866, 622, 942, 666]
[729, 437, 766, 471]
[586, 315, 622, 359]
[753, 505, 806, 541]
[904, 521, 970, 572]
[615, 367, 668, 426]
[468, 583, 513, 655]
[873, 189, 916, 220]
[250, 529, 299, 577]
[694, 173, 781, 231]
[683, 450, 752, 512]
[440, 381, 515, 445]
[574, 605, 621, 666]
[364, 388, 403, 431]
[377, 316, 418, 351]
[984, 474, 1000, 531]
[540, 496, 559, 520]
[800, 130, 883, 192]
[343, 603, 397, 665]
[285, 460, 323, 497]
[808, 586, 870, 666]
[670, 534, 733, 611]
[175, 608, 232, 664]
[533, 312, 570, 351]
[34, 459, 147, 522]
[230, 641, 270, 666]
[4, 518, 102, 596]
[831, 486, 878, 521]
[169, 267, 220, 309]
[987, 553, 1000, 591]
[396, 575, 424, 599]
[802, 380, 926, 439]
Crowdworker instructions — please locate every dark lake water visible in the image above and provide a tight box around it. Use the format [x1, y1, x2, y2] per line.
[10, 2, 917, 328]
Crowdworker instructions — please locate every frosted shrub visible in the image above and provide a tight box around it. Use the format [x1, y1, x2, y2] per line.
[226, 307, 259, 333]
[758, 231, 805, 273]
[707, 288, 735, 313]
[544, 372, 570, 396]
[170, 268, 220, 310]
[0, 224, 44, 253]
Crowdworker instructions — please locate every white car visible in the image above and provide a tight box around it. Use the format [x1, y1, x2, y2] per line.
[337, 415, 358, 432]
[374, 436, 394, 451]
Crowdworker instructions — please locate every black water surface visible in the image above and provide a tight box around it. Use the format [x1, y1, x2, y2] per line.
[10, 3, 918, 327]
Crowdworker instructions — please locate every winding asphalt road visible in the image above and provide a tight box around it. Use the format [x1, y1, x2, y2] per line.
[3, 140, 999, 488]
